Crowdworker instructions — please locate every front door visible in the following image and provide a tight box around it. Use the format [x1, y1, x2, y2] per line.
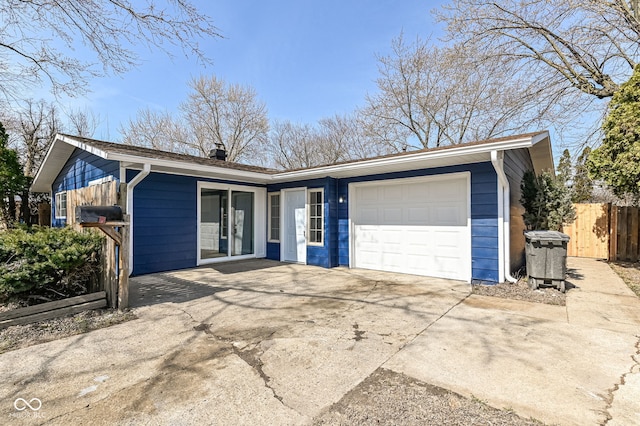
[283, 189, 306, 263]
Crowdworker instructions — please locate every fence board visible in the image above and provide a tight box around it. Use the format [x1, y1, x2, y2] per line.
[66, 181, 119, 306]
[610, 205, 618, 261]
[619, 207, 628, 260]
[630, 208, 639, 262]
[564, 203, 610, 259]
[0, 292, 106, 321]
[0, 300, 107, 329]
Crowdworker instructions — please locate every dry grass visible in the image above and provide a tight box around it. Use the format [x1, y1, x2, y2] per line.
[0, 309, 137, 354]
[609, 261, 640, 297]
[472, 278, 567, 305]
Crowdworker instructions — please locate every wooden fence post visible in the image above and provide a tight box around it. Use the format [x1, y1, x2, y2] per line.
[609, 204, 617, 261]
[118, 214, 130, 309]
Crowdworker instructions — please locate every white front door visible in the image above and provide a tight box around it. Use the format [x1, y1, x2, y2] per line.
[283, 189, 306, 263]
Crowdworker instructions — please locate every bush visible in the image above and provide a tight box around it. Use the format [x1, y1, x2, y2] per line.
[0, 226, 103, 301]
[520, 170, 576, 231]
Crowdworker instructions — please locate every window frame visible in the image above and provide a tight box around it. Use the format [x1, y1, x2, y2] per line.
[307, 188, 324, 246]
[54, 191, 68, 219]
[268, 192, 281, 242]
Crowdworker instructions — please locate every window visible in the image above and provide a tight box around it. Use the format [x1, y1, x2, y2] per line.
[308, 189, 323, 245]
[221, 194, 228, 239]
[268, 193, 280, 242]
[55, 191, 67, 219]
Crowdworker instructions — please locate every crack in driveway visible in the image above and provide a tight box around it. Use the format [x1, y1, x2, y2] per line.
[602, 334, 640, 425]
[191, 321, 292, 411]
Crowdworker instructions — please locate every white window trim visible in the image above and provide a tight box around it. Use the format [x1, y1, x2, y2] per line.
[196, 181, 266, 266]
[268, 192, 281, 243]
[54, 191, 68, 219]
[307, 188, 324, 247]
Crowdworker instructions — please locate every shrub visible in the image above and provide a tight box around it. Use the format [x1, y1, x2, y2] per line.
[520, 170, 576, 231]
[0, 226, 103, 301]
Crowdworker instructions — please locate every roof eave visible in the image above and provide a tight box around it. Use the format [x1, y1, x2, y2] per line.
[271, 132, 548, 182]
[115, 154, 272, 183]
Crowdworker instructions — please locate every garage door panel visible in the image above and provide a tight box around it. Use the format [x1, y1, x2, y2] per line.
[352, 175, 470, 281]
[383, 186, 403, 202]
[382, 208, 403, 223]
[407, 207, 429, 224]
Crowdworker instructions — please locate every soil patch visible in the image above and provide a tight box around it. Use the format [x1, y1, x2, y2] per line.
[313, 368, 543, 425]
[609, 261, 640, 297]
[0, 308, 136, 354]
[472, 279, 566, 306]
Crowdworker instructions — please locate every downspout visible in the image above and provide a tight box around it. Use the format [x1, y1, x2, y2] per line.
[126, 164, 151, 276]
[490, 151, 517, 283]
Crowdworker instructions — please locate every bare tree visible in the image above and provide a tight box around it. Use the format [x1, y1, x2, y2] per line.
[10, 100, 61, 177]
[1, 99, 60, 222]
[120, 76, 269, 163]
[66, 108, 101, 138]
[180, 76, 269, 162]
[267, 120, 318, 169]
[318, 113, 391, 161]
[436, 0, 639, 99]
[363, 35, 562, 150]
[0, 0, 219, 102]
[120, 108, 195, 155]
[267, 114, 390, 170]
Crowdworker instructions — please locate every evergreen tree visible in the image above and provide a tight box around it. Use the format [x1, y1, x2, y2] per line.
[588, 65, 640, 197]
[0, 123, 26, 225]
[520, 170, 576, 231]
[556, 149, 573, 187]
[572, 147, 594, 203]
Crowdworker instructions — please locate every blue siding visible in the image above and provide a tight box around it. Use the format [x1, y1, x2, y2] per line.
[336, 162, 499, 282]
[130, 171, 266, 276]
[51, 149, 119, 227]
[265, 177, 337, 268]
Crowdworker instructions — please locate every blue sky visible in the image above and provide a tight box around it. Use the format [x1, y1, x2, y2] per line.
[54, 1, 445, 141]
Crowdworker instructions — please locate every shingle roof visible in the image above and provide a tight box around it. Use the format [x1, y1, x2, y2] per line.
[280, 131, 547, 172]
[58, 134, 277, 174]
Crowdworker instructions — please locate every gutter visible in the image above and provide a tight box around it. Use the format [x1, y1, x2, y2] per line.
[491, 151, 517, 283]
[125, 163, 151, 276]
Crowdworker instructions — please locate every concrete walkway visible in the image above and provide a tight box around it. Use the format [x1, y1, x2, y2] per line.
[385, 257, 640, 425]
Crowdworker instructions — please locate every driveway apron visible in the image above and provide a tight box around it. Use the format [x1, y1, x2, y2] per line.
[1, 260, 469, 425]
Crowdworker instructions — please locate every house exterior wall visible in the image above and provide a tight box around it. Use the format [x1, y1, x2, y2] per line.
[265, 177, 338, 268]
[51, 148, 120, 227]
[128, 170, 265, 275]
[336, 162, 499, 282]
[504, 149, 535, 273]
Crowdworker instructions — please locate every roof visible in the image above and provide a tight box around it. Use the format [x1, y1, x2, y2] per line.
[31, 131, 554, 192]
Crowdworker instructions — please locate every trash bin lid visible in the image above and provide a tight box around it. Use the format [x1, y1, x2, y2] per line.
[524, 230, 570, 242]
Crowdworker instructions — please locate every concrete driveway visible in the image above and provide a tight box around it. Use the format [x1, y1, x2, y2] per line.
[1, 260, 470, 425]
[1, 258, 639, 425]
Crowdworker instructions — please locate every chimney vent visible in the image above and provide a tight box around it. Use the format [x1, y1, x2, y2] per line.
[209, 143, 227, 161]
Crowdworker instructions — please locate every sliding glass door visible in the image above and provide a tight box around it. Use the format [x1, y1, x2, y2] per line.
[199, 183, 261, 264]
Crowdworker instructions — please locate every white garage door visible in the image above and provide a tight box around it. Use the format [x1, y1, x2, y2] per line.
[351, 174, 471, 281]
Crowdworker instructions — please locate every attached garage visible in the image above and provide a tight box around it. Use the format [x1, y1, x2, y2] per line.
[349, 173, 471, 281]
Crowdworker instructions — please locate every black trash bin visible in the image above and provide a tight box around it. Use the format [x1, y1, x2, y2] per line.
[524, 230, 570, 292]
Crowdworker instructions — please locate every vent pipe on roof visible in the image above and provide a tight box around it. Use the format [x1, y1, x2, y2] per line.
[209, 143, 227, 161]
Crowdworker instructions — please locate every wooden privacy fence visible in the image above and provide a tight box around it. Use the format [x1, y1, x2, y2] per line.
[564, 203, 640, 261]
[66, 180, 129, 308]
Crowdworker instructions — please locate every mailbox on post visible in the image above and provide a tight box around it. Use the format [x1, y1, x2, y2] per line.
[75, 205, 123, 224]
